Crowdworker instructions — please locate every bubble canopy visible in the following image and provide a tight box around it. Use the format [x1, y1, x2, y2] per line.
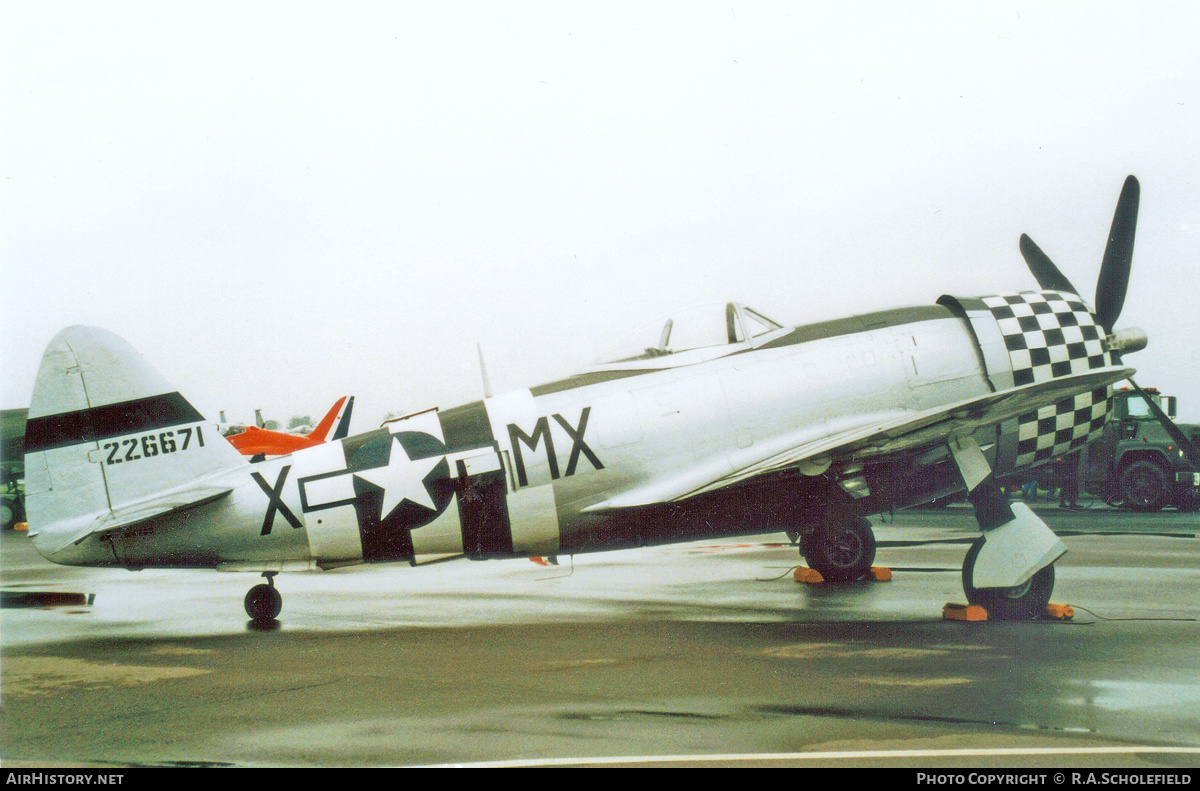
[588, 302, 786, 371]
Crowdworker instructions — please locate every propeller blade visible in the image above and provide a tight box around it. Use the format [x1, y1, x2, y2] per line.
[1019, 234, 1079, 294]
[1095, 175, 1140, 333]
[1126, 378, 1200, 470]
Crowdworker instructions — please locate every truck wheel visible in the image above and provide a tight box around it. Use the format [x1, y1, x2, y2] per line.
[1119, 460, 1168, 512]
[1, 495, 24, 530]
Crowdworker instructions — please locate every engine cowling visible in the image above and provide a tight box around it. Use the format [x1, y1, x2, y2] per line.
[939, 290, 1114, 476]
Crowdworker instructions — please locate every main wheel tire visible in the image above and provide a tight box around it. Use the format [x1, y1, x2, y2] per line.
[961, 537, 1054, 621]
[802, 516, 876, 582]
[244, 583, 282, 621]
[1119, 460, 1168, 512]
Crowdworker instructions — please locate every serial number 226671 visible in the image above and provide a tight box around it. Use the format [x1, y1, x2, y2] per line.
[101, 426, 206, 466]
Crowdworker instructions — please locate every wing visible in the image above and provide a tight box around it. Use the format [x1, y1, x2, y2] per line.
[584, 365, 1133, 511]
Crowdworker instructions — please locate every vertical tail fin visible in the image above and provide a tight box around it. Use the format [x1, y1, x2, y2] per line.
[24, 326, 246, 559]
[331, 395, 354, 441]
[307, 396, 349, 443]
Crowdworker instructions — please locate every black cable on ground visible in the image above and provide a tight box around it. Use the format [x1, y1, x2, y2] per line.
[1068, 604, 1196, 622]
[757, 564, 804, 582]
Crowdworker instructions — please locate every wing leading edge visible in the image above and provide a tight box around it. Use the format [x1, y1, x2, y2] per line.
[584, 365, 1133, 511]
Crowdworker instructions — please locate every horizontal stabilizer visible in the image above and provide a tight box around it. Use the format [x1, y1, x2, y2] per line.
[47, 484, 233, 556]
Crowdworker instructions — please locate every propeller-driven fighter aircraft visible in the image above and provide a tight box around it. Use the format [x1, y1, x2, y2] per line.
[23, 176, 1176, 622]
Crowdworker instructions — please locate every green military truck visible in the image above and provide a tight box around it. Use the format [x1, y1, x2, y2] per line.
[1078, 387, 1200, 512]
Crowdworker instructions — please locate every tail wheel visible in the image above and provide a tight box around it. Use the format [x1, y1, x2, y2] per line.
[244, 583, 282, 621]
[802, 516, 876, 582]
[1119, 460, 1168, 512]
[962, 537, 1055, 621]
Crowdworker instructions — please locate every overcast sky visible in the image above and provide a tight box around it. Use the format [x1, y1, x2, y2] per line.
[3, 1, 1199, 430]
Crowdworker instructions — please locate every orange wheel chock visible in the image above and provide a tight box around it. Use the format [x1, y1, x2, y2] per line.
[793, 567, 825, 584]
[793, 567, 892, 584]
[13, 523, 28, 532]
[943, 603, 988, 622]
[1044, 602, 1075, 620]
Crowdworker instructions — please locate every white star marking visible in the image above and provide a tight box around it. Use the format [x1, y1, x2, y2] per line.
[353, 436, 444, 519]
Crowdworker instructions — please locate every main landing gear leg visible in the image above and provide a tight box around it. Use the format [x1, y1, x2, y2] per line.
[244, 572, 282, 621]
[948, 436, 1066, 620]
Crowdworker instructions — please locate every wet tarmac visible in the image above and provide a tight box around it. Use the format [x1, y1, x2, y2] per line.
[1, 504, 1198, 768]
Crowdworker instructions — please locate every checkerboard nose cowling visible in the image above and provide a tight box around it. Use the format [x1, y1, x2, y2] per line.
[982, 290, 1113, 466]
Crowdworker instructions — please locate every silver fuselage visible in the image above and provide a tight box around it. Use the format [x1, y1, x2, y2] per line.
[36, 306, 1009, 570]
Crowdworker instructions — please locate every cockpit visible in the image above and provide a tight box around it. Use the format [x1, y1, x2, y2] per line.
[587, 302, 788, 372]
